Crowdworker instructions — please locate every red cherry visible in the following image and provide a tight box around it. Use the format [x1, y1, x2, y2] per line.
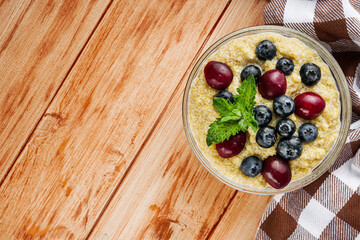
[204, 61, 233, 90]
[261, 156, 291, 189]
[258, 69, 287, 100]
[216, 132, 246, 158]
[294, 92, 325, 120]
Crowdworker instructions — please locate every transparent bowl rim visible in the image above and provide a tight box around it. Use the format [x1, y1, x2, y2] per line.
[182, 25, 351, 195]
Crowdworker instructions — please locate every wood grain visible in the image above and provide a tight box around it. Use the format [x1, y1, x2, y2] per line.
[91, 122, 236, 239]
[0, 0, 111, 183]
[209, 192, 273, 239]
[0, 0, 230, 239]
[89, 0, 271, 239]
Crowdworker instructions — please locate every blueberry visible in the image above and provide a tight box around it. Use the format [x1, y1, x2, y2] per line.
[298, 123, 318, 142]
[215, 90, 234, 103]
[256, 126, 277, 148]
[300, 63, 321, 86]
[273, 95, 295, 118]
[276, 136, 303, 160]
[276, 118, 296, 138]
[276, 57, 294, 76]
[256, 40, 277, 61]
[253, 105, 272, 127]
[241, 65, 262, 83]
[241, 156, 263, 177]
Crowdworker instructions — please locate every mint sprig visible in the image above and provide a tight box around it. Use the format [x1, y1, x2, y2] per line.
[206, 75, 258, 146]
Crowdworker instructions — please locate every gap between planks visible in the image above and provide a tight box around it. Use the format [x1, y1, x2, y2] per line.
[0, 0, 115, 187]
[85, 0, 234, 238]
[205, 191, 238, 239]
[0, 0, 234, 238]
[87, 0, 271, 238]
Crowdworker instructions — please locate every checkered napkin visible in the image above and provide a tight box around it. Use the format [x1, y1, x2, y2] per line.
[255, 0, 360, 239]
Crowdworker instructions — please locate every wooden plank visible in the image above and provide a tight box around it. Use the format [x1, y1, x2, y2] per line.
[0, 0, 111, 183]
[209, 192, 273, 239]
[89, 0, 270, 239]
[90, 94, 236, 239]
[0, 0, 230, 239]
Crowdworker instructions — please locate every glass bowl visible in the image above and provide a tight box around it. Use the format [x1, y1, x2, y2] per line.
[182, 25, 351, 195]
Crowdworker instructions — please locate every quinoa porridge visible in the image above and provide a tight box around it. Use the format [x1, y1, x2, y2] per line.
[189, 32, 340, 188]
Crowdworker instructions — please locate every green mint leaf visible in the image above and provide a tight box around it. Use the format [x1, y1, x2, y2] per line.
[213, 97, 233, 117]
[206, 118, 241, 146]
[232, 109, 242, 117]
[235, 75, 256, 112]
[242, 111, 258, 132]
[207, 75, 258, 146]
[249, 118, 258, 132]
[221, 115, 241, 122]
[238, 118, 248, 132]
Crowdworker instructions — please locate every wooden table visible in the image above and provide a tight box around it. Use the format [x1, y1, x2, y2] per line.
[0, 1, 273, 239]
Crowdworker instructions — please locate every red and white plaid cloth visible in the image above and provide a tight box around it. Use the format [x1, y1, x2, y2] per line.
[256, 0, 360, 239]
